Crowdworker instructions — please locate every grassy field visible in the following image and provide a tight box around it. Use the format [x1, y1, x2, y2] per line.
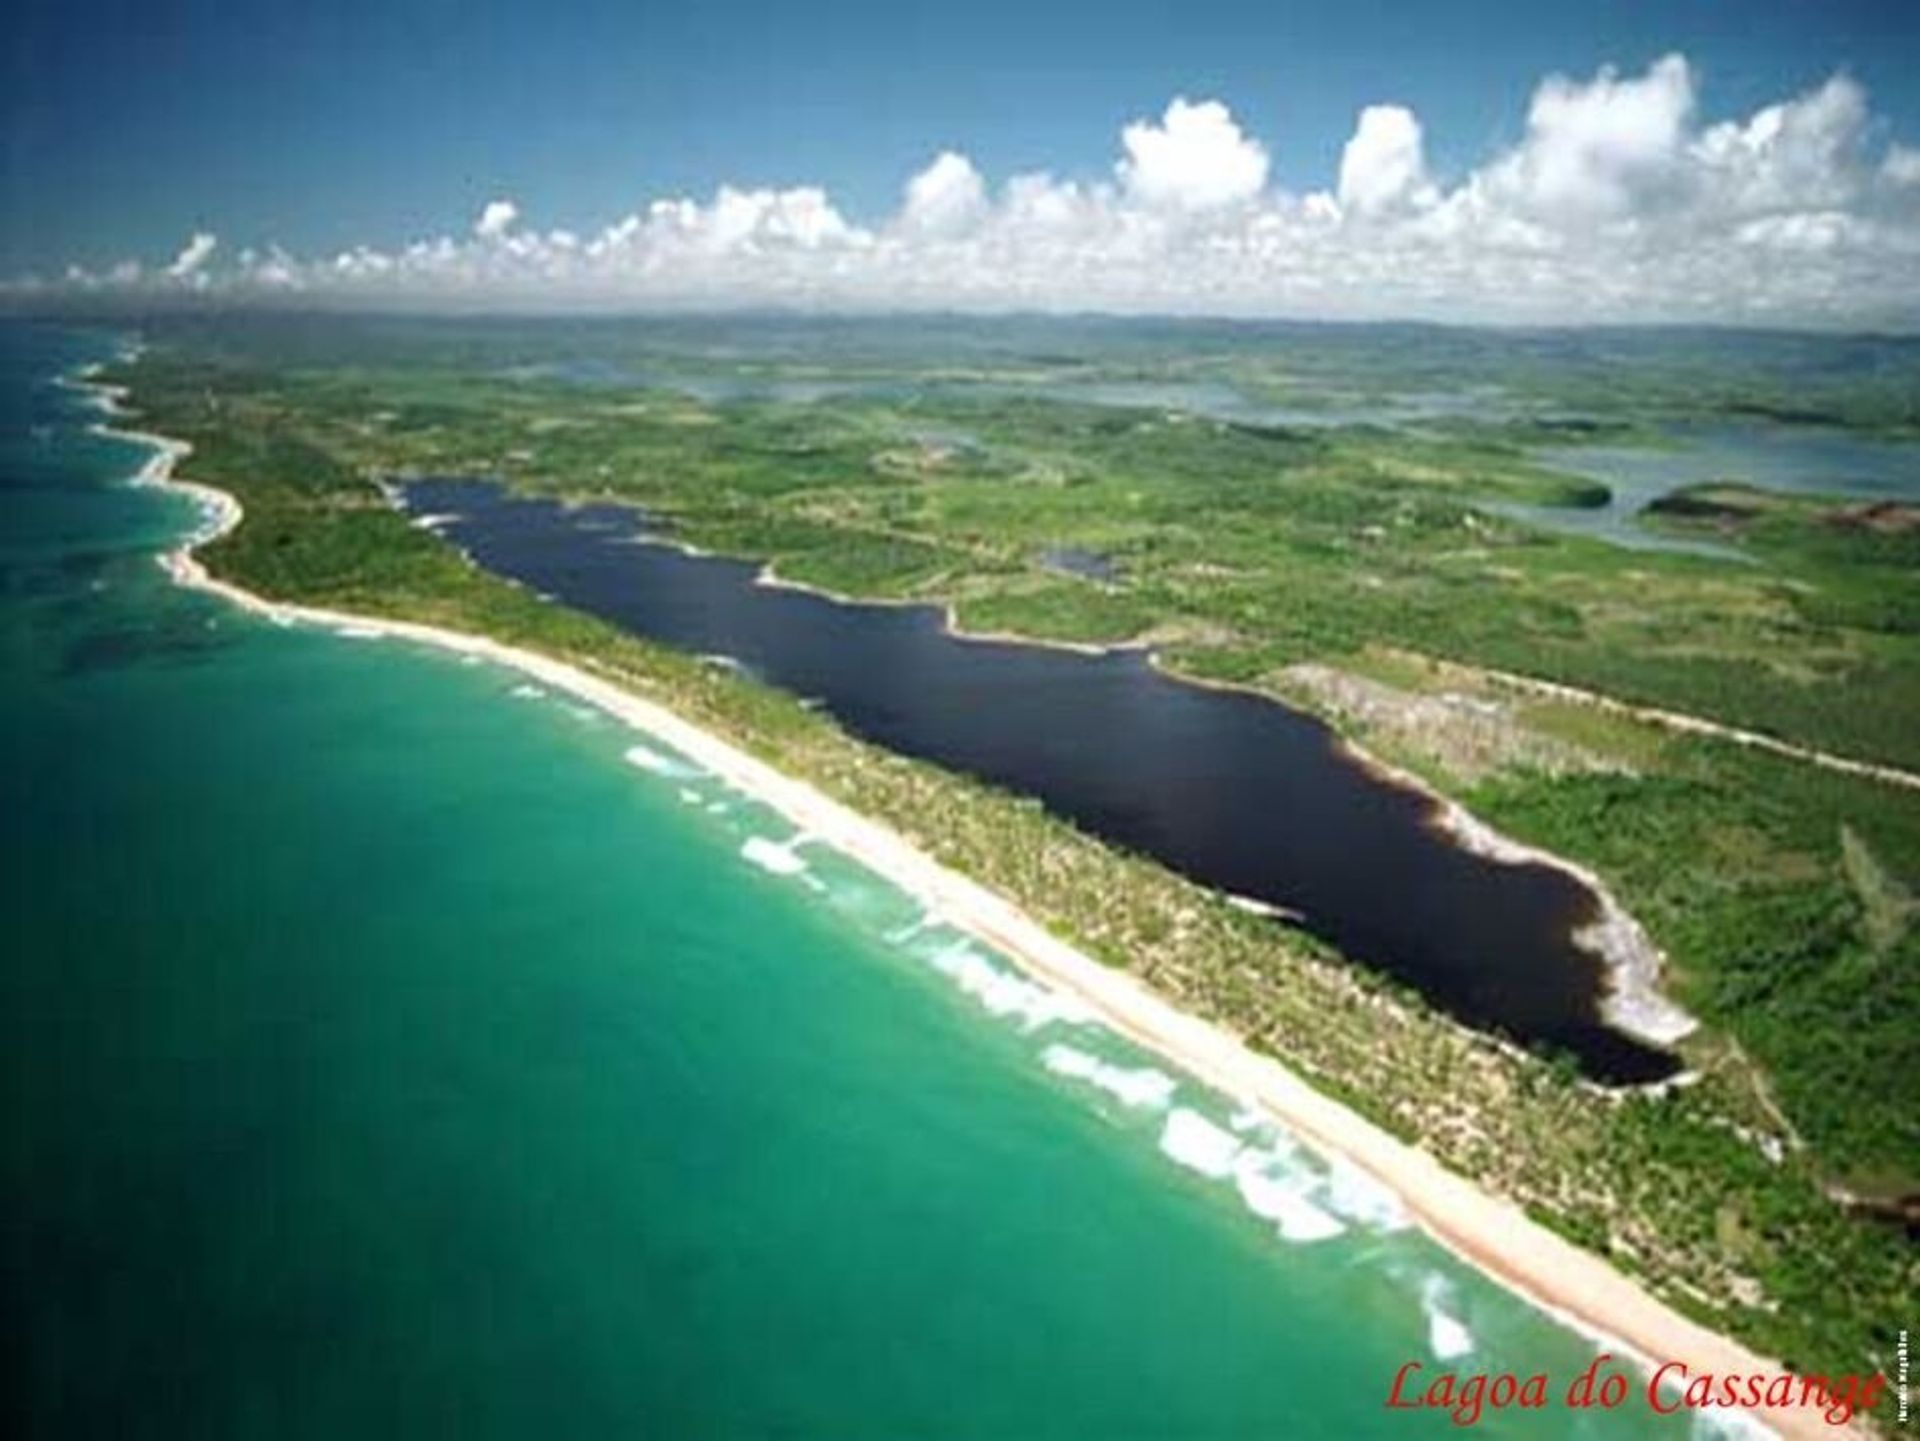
[105, 315, 1918, 1417]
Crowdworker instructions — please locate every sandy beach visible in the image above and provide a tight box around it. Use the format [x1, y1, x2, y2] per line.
[92, 384, 1865, 1441]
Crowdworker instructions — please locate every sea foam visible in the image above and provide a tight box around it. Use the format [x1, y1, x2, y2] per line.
[1232, 1151, 1346, 1242]
[1158, 1108, 1244, 1179]
[741, 836, 808, 876]
[885, 913, 933, 945]
[1228, 1104, 1268, 1133]
[925, 940, 1093, 1030]
[1161, 1108, 1349, 1244]
[1041, 1043, 1178, 1110]
[623, 743, 688, 776]
[1322, 1158, 1410, 1232]
[1219, 1108, 1407, 1235]
[1422, 1276, 1475, 1360]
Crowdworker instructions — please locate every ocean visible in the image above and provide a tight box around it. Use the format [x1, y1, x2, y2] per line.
[2, 323, 1733, 1439]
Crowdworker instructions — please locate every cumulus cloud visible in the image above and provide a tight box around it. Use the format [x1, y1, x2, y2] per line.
[900, 151, 989, 235]
[1337, 105, 1436, 218]
[1116, 97, 1270, 210]
[19, 56, 1920, 327]
[1882, 143, 1920, 188]
[474, 199, 519, 239]
[1498, 52, 1696, 221]
[165, 231, 218, 280]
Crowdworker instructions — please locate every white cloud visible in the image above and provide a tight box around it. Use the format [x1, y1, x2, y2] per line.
[235, 245, 302, 288]
[1735, 210, 1864, 252]
[1884, 143, 1920, 188]
[702, 185, 862, 249]
[22, 57, 1920, 327]
[1495, 52, 1697, 222]
[1116, 98, 1269, 210]
[1691, 74, 1869, 217]
[1336, 105, 1435, 218]
[900, 151, 989, 235]
[475, 199, 519, 239]
[165, 231, 218, 280]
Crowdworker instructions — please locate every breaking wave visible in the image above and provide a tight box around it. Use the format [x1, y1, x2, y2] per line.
[623, 742, 693, 777]
[1159, 1108, 1244, 1180]
[741, 836, 808, 876]
[1231, 1150, 1346, 1242]
[1422, 1275, 1475, 1360]
[1041, 1043, 1178, 1110]
[923, 938, 1095, 1030]
[1321, 1158, 1410, 1232]
[1157, 1107, 1350, 1244]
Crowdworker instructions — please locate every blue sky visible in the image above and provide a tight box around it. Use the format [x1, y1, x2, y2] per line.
[5, 1, 1918, 324]
[7, 0, 1917, 271]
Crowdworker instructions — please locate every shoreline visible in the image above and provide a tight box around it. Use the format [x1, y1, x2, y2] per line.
[86, 381, 1854, 1441]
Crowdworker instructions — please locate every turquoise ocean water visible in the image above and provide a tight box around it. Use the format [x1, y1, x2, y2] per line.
[2, 324, 1736, 1439]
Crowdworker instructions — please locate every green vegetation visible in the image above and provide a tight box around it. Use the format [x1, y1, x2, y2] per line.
[162, 339, 1920, 772]
[1470, 754, 1920, 1182]
[106, 315, 1918, 1425]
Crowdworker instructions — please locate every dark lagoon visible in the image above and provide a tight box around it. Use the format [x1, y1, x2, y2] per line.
[403, 480, 1677, 1083]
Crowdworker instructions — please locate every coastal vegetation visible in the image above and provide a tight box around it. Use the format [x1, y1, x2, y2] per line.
[106, 315, 1917, 1425]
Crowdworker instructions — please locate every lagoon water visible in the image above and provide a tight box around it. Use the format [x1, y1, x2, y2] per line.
[4, 324, 1725, 1439]
[1548, 421, 1920, 508]
[402, 479, 1673, 1082]
[1511, 422, 1920, 559]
